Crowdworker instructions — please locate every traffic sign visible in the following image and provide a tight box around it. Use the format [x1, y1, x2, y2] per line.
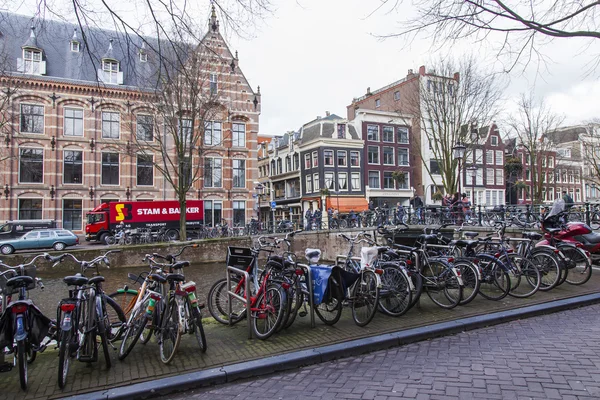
[270, 201, 276, 209]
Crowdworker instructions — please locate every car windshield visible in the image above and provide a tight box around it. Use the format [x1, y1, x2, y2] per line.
[87, 213, 105, 224]
[0, 224, 10, 233]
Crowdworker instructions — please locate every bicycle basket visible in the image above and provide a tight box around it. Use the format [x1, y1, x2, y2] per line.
[226, 247, 255, 270]
[0, 266, 37, 296]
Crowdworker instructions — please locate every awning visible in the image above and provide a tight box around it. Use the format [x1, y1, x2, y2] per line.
[326, 197, 369, 212]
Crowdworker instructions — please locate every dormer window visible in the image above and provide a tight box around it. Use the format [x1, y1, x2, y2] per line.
[140, 52, 147, 62]
[70, 41, 80, 52]
[101, 60, 120, 84]
[23, 49, 43, 74]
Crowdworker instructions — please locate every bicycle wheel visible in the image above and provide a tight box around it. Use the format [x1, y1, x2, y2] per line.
[207, 277, 247, 325]
[282, 279, 303, 329]
[456, 260, 481, 306]
[477, 255, 511, 301]
[251, 285, 286, 340]
[99, 327, 112, 369]
[118, 306, 148, 361]
[378, 264, 412, 317]
[505, 254, 541, 298]
[352, 270, 380, 326]
[17, 340, 28, 390]
[57, 330, 72, 389]
[140, 306, 158, 345]
[423, 261, 462, 309]
[190, 306, 207, 353]
[109, 290, 138, 320]
[591, 214, 600, 230]
[561, 246, 592, 285]
[103, 294, 127, 343]
[530, 251, 561, 291]
[407, 269, 423, 311]
[314, 295, 342, 326]
[159, 299, 181, 364]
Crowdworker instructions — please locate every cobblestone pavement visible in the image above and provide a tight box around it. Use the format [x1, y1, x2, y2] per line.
[1, 273, 600, 399]
[169, 303, 600, 400]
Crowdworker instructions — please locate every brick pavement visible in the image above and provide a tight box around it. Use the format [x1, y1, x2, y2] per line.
[1, 273, 600, 399]
[169, 303, 600, 400]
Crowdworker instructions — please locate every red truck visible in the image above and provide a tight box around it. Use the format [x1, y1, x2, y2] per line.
[85, 200, 204, 244]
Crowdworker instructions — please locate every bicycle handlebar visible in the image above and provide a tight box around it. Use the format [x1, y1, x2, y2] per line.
[47, 250, 121, 269]
[0, 253, 54, 270]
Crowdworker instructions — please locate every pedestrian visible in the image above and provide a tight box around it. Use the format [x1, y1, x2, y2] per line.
[562, 191, 574, 210]
[349, 209, 357, 227]
[462, 193, 472, 222]
[396, 202, 405, 224]
[368, 200, 375, 211]
[314, 208, 322, 229]
[451, 192, 463, 224]
[305, 208, 312, 231]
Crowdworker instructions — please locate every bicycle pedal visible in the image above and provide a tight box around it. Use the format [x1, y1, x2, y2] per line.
[298, 311, 307, 317]
[0, 362, 13, 373]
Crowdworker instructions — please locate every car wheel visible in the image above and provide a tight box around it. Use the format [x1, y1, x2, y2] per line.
[0, 245, 14, 255]
[53, 242, 66, 251]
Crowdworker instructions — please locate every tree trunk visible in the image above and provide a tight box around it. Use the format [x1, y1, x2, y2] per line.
[179, 198, 187, 241]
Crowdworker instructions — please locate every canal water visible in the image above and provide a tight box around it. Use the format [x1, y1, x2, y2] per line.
[28, 262, 226, 318]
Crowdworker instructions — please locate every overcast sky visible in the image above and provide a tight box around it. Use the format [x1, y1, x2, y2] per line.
[9, 0, 600, 136]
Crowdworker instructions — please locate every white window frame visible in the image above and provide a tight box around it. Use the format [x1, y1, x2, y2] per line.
[324, 149, 334, 166]
[312, 151, 318, 168]
[490, 136, 498, 146]
[368, 171, 380, 189]
[350, 151, 360, 167]
[305, 175, 312, 193]
[23, 49, 42, 74]
[324, 172, 335, 190]
[368, 146, 380, 165]
[64, 107, 84, 137]
[495, 150, 503, 166]
[397, 127, 409, 144]
[367, 125, 380, 142]
[232, 122, 246, 147]
[20, 103, 44, 134]
[101, 111, 120, 139]
[102, 60, 119, 84]
[383, 147, 395, 166]
[337, 150, 347, 167]
[398, 148, 409, 166]
[382, 126, 394, 143]
[204, 121, 222, 146]
[486, 150, 494, 165]
[18, 147, 44, 184]
[351, 172, 361, 191]
[63, 149, 83, 185]
[313, 173, 320, 191]
[338, 172, 348, 191]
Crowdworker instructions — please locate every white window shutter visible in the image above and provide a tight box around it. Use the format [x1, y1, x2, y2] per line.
[117, 71, 124, 85]
[39, 61, 46, 75]
[16, 58, 23, 72]
[97, 68, 105, 83]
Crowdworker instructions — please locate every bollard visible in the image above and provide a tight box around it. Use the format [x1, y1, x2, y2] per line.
[586, 202, 591, 226]
[478, 204, 483, 226]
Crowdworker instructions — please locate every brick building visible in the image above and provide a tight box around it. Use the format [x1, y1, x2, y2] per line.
[0, 9, 260, 232]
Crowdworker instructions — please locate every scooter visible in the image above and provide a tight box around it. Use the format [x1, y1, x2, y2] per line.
[538, 212, 600, 263]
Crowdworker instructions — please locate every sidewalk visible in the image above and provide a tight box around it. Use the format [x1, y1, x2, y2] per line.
[2, 274, 600, 400]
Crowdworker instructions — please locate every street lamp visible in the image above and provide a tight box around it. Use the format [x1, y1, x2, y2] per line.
[453, 141, 467, 194]
[467, 164, 478, 205]
[255, 183, 264, 227]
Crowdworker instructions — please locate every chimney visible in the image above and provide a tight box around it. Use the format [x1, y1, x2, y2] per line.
[453, 72, 460, 82]
[325, 111, 330, 117]
[419, 65, 426, 76]
[316, 116, 321, 120]
[408, 68, 413, 75]
[366, 87, 371, 95]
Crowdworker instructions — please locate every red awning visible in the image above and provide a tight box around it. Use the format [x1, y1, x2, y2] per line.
[326, 197, 369, 213]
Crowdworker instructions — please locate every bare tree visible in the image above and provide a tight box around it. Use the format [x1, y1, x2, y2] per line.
[407, 57, 504, 195]
[579, 120, 600, 186]
[377, 1, 600, 72]
[0, 43, 18, 164]
[506, 92, 564, 203]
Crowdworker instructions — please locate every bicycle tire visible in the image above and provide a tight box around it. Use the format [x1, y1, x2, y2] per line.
[251, 285, 286, 340]
[314, 294, 342, 326]
[352, 270, 380, 326]
[99, 328, 111, 369]
[139, 309, 156, 345]
[103, 294, 127, 343]
[118, 307, 147, 361]
[530, 251, 561, 291]
[561, 246, 592, 285]
[504, 254, 541, 298]
[81, 296, 98, 362]
[378, 264, 412, 317]
[159, 299, 181, 364]
[109, 291, 138, 320]
[423, 261, 462, 309]
[477, 254, 511, 301]
[191, 306, 207, 353]
[17, 340, 28, 390]
[282, 279, 302, 329]
[207, 277, 247, 325]
[27, 345, 36, 364]
[406, 269, 423, 310]
[57, 329, 72, 389]
[456, 260, 481, 306]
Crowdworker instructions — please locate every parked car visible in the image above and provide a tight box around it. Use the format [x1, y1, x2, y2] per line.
[0, 219, 56, 240]
[0, 229, 79, 255]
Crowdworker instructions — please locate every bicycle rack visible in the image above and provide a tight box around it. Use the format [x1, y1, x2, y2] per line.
[226, 266, 253, 339]
[295, 263, 315, 328]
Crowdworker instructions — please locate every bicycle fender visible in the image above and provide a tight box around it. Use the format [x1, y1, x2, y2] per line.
[61, 312, 72, 331]
[15, 315, 27, 341]
[116, 288, 139, 295]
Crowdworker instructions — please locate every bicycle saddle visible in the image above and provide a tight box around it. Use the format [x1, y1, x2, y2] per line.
[63, 275, 89, 286]
[166, 273, 185, 282]
[522, 232, 543, 240]
[545, 228, 562, 234]
[417, 234, 437, 243]
[172, 261, 190, 269]
[149, 274, 167, 283]
[463, 231, 479, 238]
[6, 275, 34, 288]
[452, 240, 478, 249]
[88, 276, 105, 285]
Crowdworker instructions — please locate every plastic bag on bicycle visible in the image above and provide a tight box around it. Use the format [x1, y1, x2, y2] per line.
[323, 267, 360, 303]
[310, 265, 333, 305]
[360, 247, 379, 270]
[0, 300, 51, 348]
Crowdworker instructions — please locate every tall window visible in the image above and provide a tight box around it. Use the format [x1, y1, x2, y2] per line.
[337, 151, 347, 166]
[382, 126, 394, 142]
[368, 146, 379, 164]
[430, 159, 440, 175]
[490, 136, 498, 146]
[136, 115, 154, 141]
[19, 148, 43, 183]
[305, 175, 313, 193]
[397, 127, 409, 144]
[204, 200, 222, 227]
[101, 152, 119, 185]
[64, 108, 83, 136]
[210, 73, 218, 94]
[495, 150, 503, 165]
[397, 172, 408, 189]
[350, 151, 360, 167]
[102, 60, 119, 84]
[233, 201, 246, 226]
[394, 91, 400, 101]
[338, 172, 348, 191]
[313, 173, 319, 191]
[179, 118, 193, 145]
[232, 123, 246, 147]
[204, 158, 223, 187]
[294, 153, 299, 170]
[351, 172, 361, 191]
[312, 151, 318, 168]
[375, 99, 381, 108]
[368, 171, 380, 189]
[324, 150, 334, 166]
[101, 112, 120, 139]
[204, 121, 222, 145]
[23, 49, 42, 74]
[233, 159, 246, 188]
[63, 199, 82, 230]
[383, 147, 394, 165]
[18, 199, 42, 219]
[285, 156, 291, 172]
[137, 155, 154, 186]
[475, 149, 483, 164]
[495, 169, 503, 184]
[304, 154, 311, 169]
[64, 150, 83, 184]
[325, 172, 335, 189]
[337, 124, 346, 139]
[486, 150, 494, 164]
[367, 125, 379, 141]
[20, 104, 44, 133]
[383, 171, 394, 189]
[398, 148, 409, 166]
[486, 168, 494, 185]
